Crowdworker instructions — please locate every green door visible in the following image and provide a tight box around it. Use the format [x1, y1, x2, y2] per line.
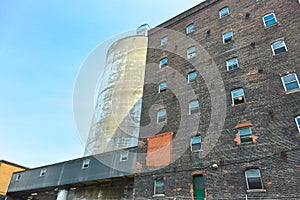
[193, 175, 205, 200]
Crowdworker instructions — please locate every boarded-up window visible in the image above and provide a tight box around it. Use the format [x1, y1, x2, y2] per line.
[146, 132, 173, 167]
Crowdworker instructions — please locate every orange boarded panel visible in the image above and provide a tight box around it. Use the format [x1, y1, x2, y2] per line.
[146, 132, 173, 167]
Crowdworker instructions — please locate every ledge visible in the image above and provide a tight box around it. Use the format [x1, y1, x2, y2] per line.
[152, 194, 165, 198]
[285, 88, 300, 94]
[247, 189, 266, 193]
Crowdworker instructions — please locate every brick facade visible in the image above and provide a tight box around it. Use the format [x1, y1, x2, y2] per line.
[134, 0, 300, 199]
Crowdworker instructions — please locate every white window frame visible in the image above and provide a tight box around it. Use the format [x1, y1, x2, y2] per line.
[226, 57, 239, 71]
[40, 168, 47, 176]
[120, 151, 129, 162]
[188, 71, 197, 83]
[189, 100, 200, 115]
[191, 136, 202, 152]
[238, 127, 253, 143]
[187, 46, 196, 58]
[271, 41, 288, 55]
[281, 73, 300, 92]
[159, 58, 168, 68]
[157, 109, 167, 123]
[245, 169, 264, 192]
[231, 88, 246, 105]
[154, 179, 164, 195]
[159, 82, 167, 93]
[219, 7, 230, 18]
[223, 31, 233, 44]
[161, 36, 168, 46]
[262, 13, 277, 27]
[295, 116, 300, 133]
[82, 158, 90, 169]
[186, 23, 195, 34]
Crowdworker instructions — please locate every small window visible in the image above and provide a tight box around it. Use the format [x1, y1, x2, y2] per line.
[238, 127, 253, 143]
[187, 46, 196, 58]
[186, 23, 195, 34]
[82, 158, 90, 169]
[231, 88, 245, 105]
[161, 36, 168, 46]
[295, 116, 300, 133]
[193, 175, 205, 199]
[271, 41, 287, 55]
[120, 151, 129, 162]
[281, 73, 300, 92]
[16, 174, 21, 181]
[263, 13, 277, 27]
[188, 71, 197, 83]
[40, 168, 47, 176]
[226, 57, 239, 71]
[159, 82, 167, 93]
[245, 169, 264, 191]
[189, 101, 200, 115]
[159, 58, 168, 68]
[223, 31, 233, 43]
[154, 179, 164, 195]
[219, 7, 230, 18]
[157, 109, 167, 123]
[191, 136, 202, 151]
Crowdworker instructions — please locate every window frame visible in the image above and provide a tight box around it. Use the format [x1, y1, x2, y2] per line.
[82, 158, 90, 169]
[189, 100, 200, 115]
[281, 73, 300, 92]
[219, 7, 230, 18]
[186, 23, 195, 34]
[159, 82, 167, 93]
[161, 36, 168, 46]
[231, 88, 246, 105]
[40, 168, 47, 177]
[188, 71, 197, 83]
[238, 127, 253, 143]
[187, 46, 196, 58]
[295, 116, 300, 133]
[245, 169, 265, 192]
[191, 136, 202, 152]
[262, 13, 277, 27]
[120, 151, 129, 162]
[271, 40, 288, 55]
[226, 57, 239, 71]
[159, 58, 168, 68]
[157, 109, 167, 123]
[154, 179, 165, 195]
[16, 174, 21, 181]
[223, 31, 233, 44]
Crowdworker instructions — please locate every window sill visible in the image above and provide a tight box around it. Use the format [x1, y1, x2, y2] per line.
[264, 23, 278, 29]
[247, 189, 266, 193]
[152, 194, 165, 198]
[285, 88, 300, 94]
[219, 14, 230, 20]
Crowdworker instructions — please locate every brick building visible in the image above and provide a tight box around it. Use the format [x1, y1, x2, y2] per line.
[133, 0, 300, 199]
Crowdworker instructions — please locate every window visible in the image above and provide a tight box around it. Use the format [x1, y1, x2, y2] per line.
[159, 58, 168, 68]
[16, 174, 21, 181]
[193, 175, 205, 199]
[231, 88, 245, 105]
[271, 41, 287, 55]
[157, 109, 167, 123]
[154, 179, 164, 195]
[188, 71, 197, 83]
[82, 158, 90, 169]
[219, 7, 230, 18]
[187, 46, 196, 58]
[40, 168, 47, 176]
[120, 151, 129, 162]
[238, 127, 253, 143]
[263, 13, 277, 27]
[295, 116, 300, 133]
[223, 31, 233, 43]
[186, 23, 195, 34]
[226, 57, 239, 71]
[281, 73, 300, 92]
[159, 82, 167, 93]
[189, 101, 200, 115]
[245, 169, 264, 191]
[161, 36, 168, 46]
[191, 136, 202, 151]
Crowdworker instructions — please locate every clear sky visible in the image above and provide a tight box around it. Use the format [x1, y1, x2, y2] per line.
[0, 0, 203, 168]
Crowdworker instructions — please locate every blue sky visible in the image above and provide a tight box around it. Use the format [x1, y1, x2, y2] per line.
[0, 0, 202, 168]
